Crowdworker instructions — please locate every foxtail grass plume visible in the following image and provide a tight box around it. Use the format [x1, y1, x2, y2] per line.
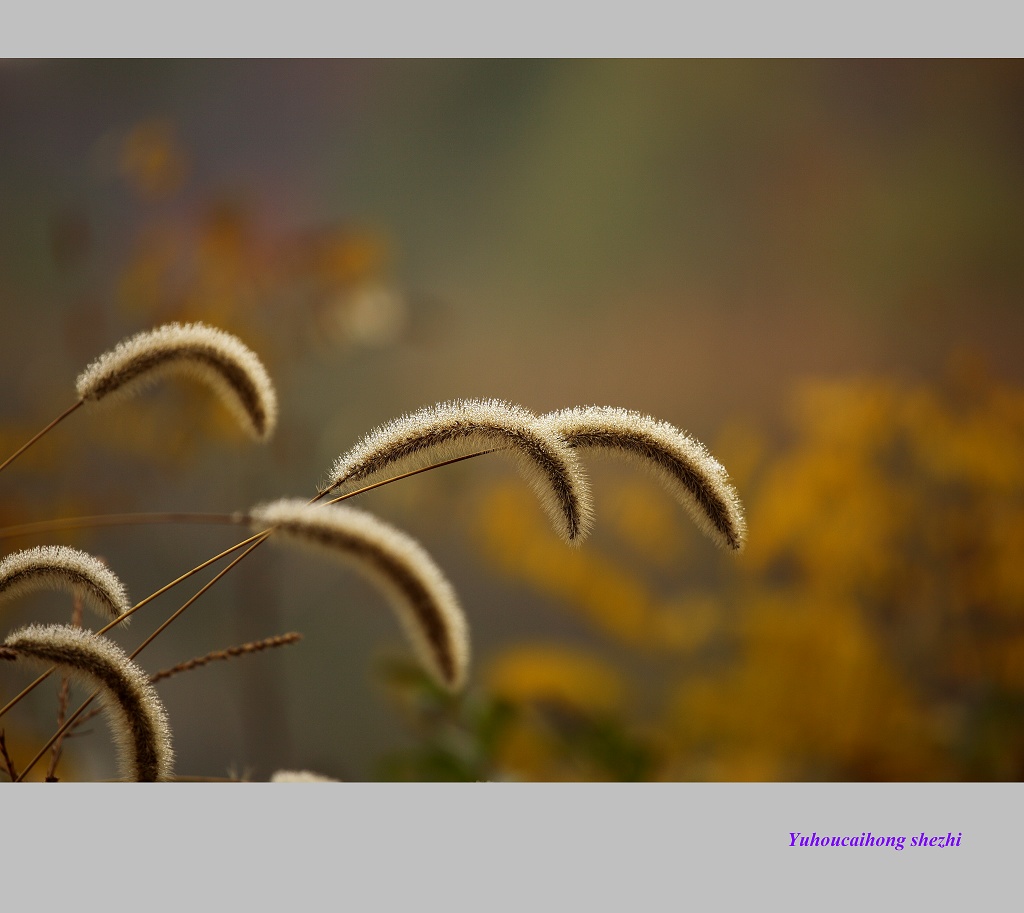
[324, 399, 593, 544]
[251, 498, 469, 690]
[3, 624, 173, 781]
[540, 406, 746, 551]
[0, 545, 131, 623]
[270, 769, 339, 782]
[76, 322, 278, 442]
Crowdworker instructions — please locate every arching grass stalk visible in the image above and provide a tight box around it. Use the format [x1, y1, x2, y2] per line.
[0, 451, 497, 723]
[0, 531, 263, 722]
[324, 399, 591, 543]
[540, 406, 746, 551]
[96, 449, 498, 683]
[15, 534, 268, 781]
[0, 545, 132, 623]
[6, 447, 500, 775]
[3, 319, 279, 481]
[75, 322, 278, 443]
[251, 500, 468, 690]
[6, 624, 174, 782]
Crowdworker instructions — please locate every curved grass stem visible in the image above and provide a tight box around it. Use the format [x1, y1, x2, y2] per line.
[128, 534, 271, 662]
[15, 533, 271, 781]
[324, 448, 497, 506]
[0, 531, 264, 723]
[0, 511, 243, 542]
[7, 446, 500, 779]
[0, 454, 495, 728]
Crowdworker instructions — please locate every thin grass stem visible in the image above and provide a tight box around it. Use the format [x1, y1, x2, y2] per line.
[15, 532, 271, 781]
[40, 631, 304, 741]
[0, 531, 264, 723]
[0, 399, 83, 477]
[45, 592, 84, 781]
[127, 534, 270, 661]
[147, 632, 302, 685]
[325, 400, 591, 543]
[0, 511, 243, 542]
[0, 453, 493, 724]
[0, 729, 18, 781]
[324, 448, 497, 506]
[6, 448, 500, 777]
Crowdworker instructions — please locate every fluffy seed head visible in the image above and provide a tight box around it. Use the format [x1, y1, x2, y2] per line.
[75, 322, 278, 442]
[540, 406, 746, 551]
[0, 545, 131, 623]
[251, 498, 470, 691]
[324, 398, 593, 544]
[4, 623, 174, 781]
[270, 769, 339, 782]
